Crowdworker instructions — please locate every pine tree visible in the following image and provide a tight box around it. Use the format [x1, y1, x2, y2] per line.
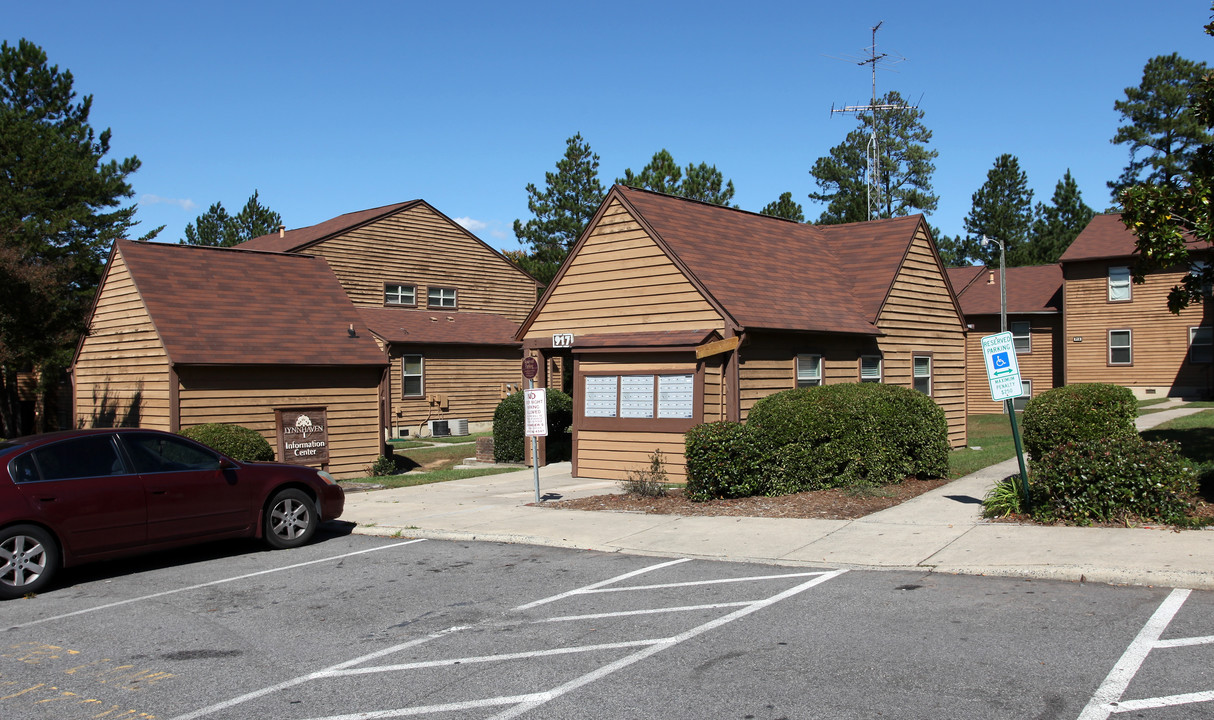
[1023, 170, 1095, 265]
[512, 133, 606, 286]
[760, 192, 805, 222]
[963, 154, 1034, 266]
[616, 150, 737, 206]
[0, 39, 149, 434]
[182, 190, 281, 247]
[1109, 53, 1211, 198]
[808, 90, 938, 224]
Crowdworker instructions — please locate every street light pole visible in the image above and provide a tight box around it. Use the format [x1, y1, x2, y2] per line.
[982, 234, 1030, 510]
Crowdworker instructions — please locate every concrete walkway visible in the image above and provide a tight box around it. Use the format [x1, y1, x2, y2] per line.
[341, 405, 1214, 590]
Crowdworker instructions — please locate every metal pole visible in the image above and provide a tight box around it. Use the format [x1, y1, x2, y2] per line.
[1006, 397, 1031, 510]
[529, 377, 541, 503]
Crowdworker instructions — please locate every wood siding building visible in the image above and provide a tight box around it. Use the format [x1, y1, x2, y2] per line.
[947, 264, 1064, 414]
[1060, 214, 1214, 398]
[72, 241, 387, 478]
[240, 201, 539, 434]
[518, 186, 968, 481]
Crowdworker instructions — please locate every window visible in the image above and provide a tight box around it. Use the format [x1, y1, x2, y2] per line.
[1109, 329, 1132, 365]
[427, 287, 457, 308]
[384, 283, 416, 306]
[1190, 326, 1213, 363]
[402, 355, 424, 397]
[31, 436, 126, 481]
[1108, 266, 1131, 302]
[1191, 261, 1212, 296]
[796, 354, 822, 387]
[1011, 321, 1031, 353]
[1012, 380, 1032, 412]
[122, 433, 220, 473]
[860, 355, 882, 383]
[913, 356, 931, 395]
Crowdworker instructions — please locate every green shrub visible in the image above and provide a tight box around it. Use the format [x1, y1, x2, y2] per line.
[367, 454, 401, 477]
[492, 389, 573, 463]
[619, 450, 670, 497]
[684, 421, 764, 500]
[179, 423, 274, 462]
[746, 383, 949, 490]
[982, 476, 1025, 518]
[1021, 383, 1137, 462]
[1029, 436, 1197, 525]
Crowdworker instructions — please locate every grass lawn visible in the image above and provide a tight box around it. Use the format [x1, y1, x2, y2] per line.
[948, 413, 1021, 478]
[347, 434, 521, 489]
[1141, 409, 1214, 500]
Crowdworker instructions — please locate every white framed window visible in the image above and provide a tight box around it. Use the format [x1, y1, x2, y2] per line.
[860, 355, 882, 383]
[1011, 321, 1031, 353]
[913, 356, 931, 396]
[427, 287, 457, 308]
[796, 354, 822, 387]
[384, 283, 416, 306]
[402, 355, 424, 397]
[1012, 380, 1032, 412]
[1109, 330, 1132, 365]
[1108, 266, 1131, 302]
[1190, 326, 1213, 363]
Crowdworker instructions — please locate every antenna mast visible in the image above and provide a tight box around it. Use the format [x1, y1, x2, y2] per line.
[829, 22, 913, 221]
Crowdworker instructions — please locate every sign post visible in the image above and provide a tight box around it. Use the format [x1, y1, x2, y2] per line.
[522, 357, 545, 503]
[980, 332, 1031, 509]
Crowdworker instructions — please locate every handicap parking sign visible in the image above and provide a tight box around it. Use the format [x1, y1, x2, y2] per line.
[980, 332, 1023, 402]
[991, 351, 1012, 375]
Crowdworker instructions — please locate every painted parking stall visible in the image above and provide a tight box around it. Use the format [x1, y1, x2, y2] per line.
[168, 559, 848, 720]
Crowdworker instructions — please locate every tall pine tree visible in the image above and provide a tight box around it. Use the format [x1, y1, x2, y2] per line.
[1109, 53, 1211, 198]
[616, 150, 736, 206]
[182, 190, 281, 247]
[1024, 170, 1094, 265]
[512, 133, 606, 286]
[962, 154, 1034, 267]
[760, 192, 805, 222]
[808, 90, 938, 224]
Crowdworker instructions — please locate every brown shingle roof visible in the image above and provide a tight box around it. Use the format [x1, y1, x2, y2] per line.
[359, 308, 520, 346]
[238, 201, 420, 253]
[1059, 213, 1138, 262]
[117, 240, 387, 366]
[947, 264, 1062, 316]
[615, 187, 911, 336]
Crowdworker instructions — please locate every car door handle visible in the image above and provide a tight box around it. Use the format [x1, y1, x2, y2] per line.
[150, 489, 167, 495]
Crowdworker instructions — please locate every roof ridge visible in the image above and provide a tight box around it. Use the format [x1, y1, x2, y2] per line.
[615, 184, 810, 227]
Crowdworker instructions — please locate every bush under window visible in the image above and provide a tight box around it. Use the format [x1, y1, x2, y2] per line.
[1020, 383, 1137, 462]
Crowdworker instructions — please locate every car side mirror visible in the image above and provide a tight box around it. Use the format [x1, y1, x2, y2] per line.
[219, 457, 239, 470]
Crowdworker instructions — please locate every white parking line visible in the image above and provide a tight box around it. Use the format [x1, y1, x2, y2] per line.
[514, 557, 692, 610]
[1077, 588, 1214, 719]
[11, 539, 427, 630]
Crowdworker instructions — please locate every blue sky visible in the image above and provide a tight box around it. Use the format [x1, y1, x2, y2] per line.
[7, 1, 1214, 251]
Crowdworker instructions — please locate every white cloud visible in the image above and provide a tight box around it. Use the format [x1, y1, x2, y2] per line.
[141, 194, 198, 211]
[453, 216, 489, 232]
[488, 228, 509, 240]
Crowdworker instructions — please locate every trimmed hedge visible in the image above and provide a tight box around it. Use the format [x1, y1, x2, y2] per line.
[684, 422, 764, 500]
[1021, 383, 1137, 462]
[178, 423, 274, 462]
[492, 389, 573, 463]
[1029, 436, 1197, 525]
[684, 383, 949, 499]
[746, 383, 949, 490]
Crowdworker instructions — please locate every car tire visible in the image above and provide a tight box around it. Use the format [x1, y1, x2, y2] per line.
[264, 489, 317, 550]
[0, 525, 59, 600]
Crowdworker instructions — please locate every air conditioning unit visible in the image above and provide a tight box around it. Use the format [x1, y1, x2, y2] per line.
[450, 419, 469, 436]
[428, 420, 450, 437]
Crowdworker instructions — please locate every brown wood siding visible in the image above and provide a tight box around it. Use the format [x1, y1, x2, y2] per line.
[1064, 260, 1214, 394]
[73, 250, 172, 429]
[876, 229, 968, 447]
[701, 355, 725, 424]
[386, 344, 522, 429]
[573, 354, 699, 480]
[737, 333, 874, 419]
[524, 201, 726, 338]
[176, 367, 382, 479]
[964, 315, 1062, 414]
[308, 205, 537, 324]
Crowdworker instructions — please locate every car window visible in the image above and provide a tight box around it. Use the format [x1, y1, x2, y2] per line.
[9, 453, 39, 483]
[31, 435, 127, 481]
[122, 434, 221, 473]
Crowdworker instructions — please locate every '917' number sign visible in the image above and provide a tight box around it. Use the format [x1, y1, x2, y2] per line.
[552, 333, 574, 348]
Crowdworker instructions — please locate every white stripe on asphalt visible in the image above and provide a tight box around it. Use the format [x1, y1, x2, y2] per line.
[513, 557, 692, 610]
[12, 538, 427, 630]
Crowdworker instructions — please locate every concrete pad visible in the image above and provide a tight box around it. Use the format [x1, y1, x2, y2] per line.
[606, 515, 848, 562]
[784, 521, 971, 567]
[460, 508, 675, 549]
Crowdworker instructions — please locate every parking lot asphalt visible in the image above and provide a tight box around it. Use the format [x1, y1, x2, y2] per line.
[342, 404, 1214, 590]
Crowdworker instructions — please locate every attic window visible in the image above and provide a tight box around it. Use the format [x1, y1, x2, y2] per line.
[385, 283, 416, 306]
[428, 287, 457, 309]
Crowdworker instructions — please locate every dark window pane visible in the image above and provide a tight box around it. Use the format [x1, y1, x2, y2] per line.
[34, 436, 125, 480]
[123, 434, 219, 473]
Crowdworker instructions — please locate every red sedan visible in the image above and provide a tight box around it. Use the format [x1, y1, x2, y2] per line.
[0, 428, 345, 600]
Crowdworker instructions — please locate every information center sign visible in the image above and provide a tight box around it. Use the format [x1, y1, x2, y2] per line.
[980, 331, 1023, 402]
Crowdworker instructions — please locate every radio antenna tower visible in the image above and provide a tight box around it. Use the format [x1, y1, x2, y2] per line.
[828, 22, 914, 221]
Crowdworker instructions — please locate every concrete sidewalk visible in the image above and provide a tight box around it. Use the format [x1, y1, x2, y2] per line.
[341, 405, 1214, 590]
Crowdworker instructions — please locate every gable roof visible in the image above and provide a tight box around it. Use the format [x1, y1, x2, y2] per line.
[238, 201, 420, 253]
[1059, 213, 1138, 262]
[946, 264, 1062, 316]
[359, 308, 520, 346]
[523, 186, 951, 338]
[113, 240, 387, 367]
